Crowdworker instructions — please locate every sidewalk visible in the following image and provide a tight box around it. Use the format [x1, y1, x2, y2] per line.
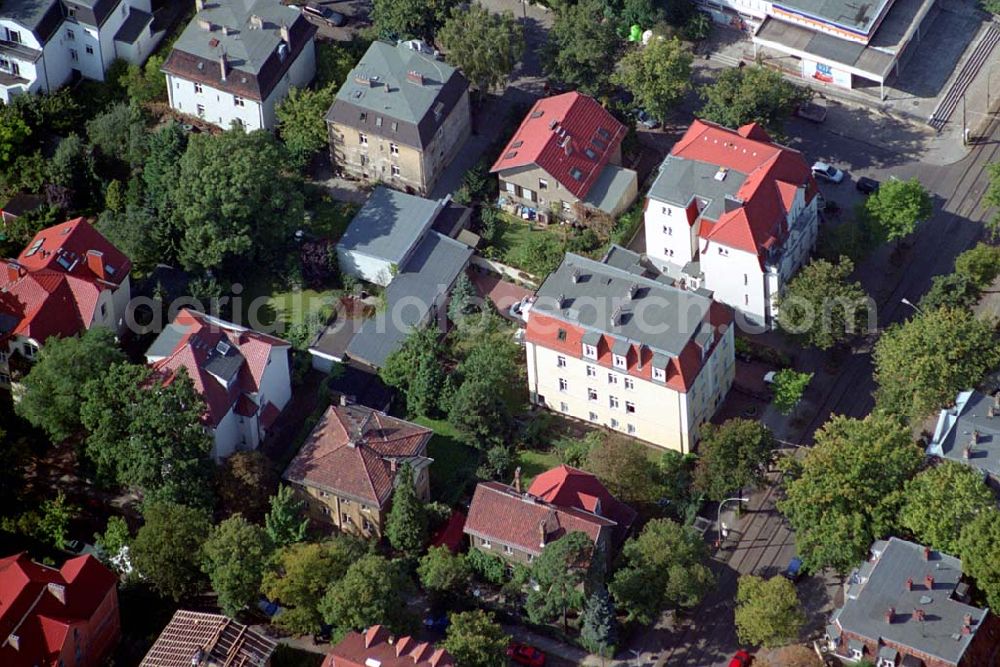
[502, 624, 606, 666]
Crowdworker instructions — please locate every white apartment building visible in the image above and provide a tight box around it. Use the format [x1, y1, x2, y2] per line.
[644, 120, 820, 329]
[162, 0, 317, 131]
[524, 246, 735, 453]
[0, 0, 163, 103]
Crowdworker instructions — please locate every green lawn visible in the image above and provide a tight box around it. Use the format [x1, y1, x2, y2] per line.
[415, 417, 481, 506]
[239, 270, 339, 334]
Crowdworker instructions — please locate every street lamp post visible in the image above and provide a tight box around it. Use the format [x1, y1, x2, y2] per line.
[716, 496, 750, 548]
[900, 297, 924, 316]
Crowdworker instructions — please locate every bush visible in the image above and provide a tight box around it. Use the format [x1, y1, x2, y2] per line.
[955, 243, 1000, 289]
[920, 273, 980, 311]
[467, 547, 507, 585]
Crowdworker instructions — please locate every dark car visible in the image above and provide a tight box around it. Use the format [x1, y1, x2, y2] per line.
[634, 109, 660, 129]
[782, 556, 803, 582]
[728, 649, 752, 667]
[507, 642, 545, 667]
[303, 2, 346, 26]
[423, 614, 450, 632]
[795, 102, 828, 123]
[856, 176, 880, 195]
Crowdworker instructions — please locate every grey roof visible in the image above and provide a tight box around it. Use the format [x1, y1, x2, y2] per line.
[834, 537, 987, 665]
[648, 155, 748, 223]
[326, 40, 469, 150]
[755, 16, 895, 78]
[532, 246, 716, 359]
[582, 164, 638, 214]
[2, 0, 63, 40]
[771, 0, 893, 33]
[204, 343, 245, 382]
[146, 322, 191, 361]
[337, 187, 443, 265]
[346, 232, 472, 368]
[63, 0, 118, 27]
[114, 7, 153, 44]
[928, 390, 1000, 478]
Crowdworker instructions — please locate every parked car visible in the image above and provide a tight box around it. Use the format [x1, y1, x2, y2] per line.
[634, 109, 660, 129]
[811, 161, 845, 183]
[423, 613, 450, 632]
[763, 371, 777, 385]
[507, 642, 546, 667]
[795, 102, 828, 123]
[728, 649, 752, 667]
[856, 176, 880, 194]
[782, 556, 804, 582]
[303, 2, 346, 26]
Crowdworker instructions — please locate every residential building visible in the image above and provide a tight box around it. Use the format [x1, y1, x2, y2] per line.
[0, 0, 163, 103]
[491, 92, 638, 224]
[928, 389, 1000, 486]
[310, 186, 473, 371]
[527, 464, 637, 546]
[326, 39, 471, 196]
[145, 308, 292, 461]
[283, 398, 434, 539]
[0, 217, 132, 392]
[524, 245, 735, 453]
[140, 610, 277, 667]
[825, 537, 1000, 667]
[0, 553, 120, 667]
[463, 479, 617, 567]
[644, 119, 820, 329]
[323, 624, 454, 667]
[162, 0, 317, 131]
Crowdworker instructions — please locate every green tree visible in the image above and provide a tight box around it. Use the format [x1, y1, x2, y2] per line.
[418, 546, 472, 602]
[771, 369, 813, 415]
[957, 507, 1000, 609]
[985, 162, 1000, 238]
[143, 121, 188, 218]
[525, 531, 593, 630]
[48, 133, 99, 208]
[778, 413, 922, 573]
[609, 518, 713, 624]
[580, 587, 617, 657]
[264, 485, 310, 548]
[316, 41, 363, 88]
[955, 242, 1000, 289]
[448, 272, 477, 323]
[699, 66, 810, 136]
[873, 307, 1000, 420]
[587, 434, 663, 504]
[201, 515, 273, 616]
[94, 516, 131, 567]
[617, 0, 665, 31]
[38, 491, 77, 550]
[262, 538, 367, 635]
[85, 101, 148, 169]
[438, 5, 525, 94]
[612, 37, 692, 123]
[776, 257, 871, 350]
[983, 0, 1000, 15]
[380, 326, 447, 417]
[123, 53, 168, 104]
[448, 380, 514, 450]
[920, 273, 980, 311]
[693, 419, 775, 500]
[215, 451, 279, 522]
[0, 108, 31, 167]
[319, 554, 412, 634]
[276, 85, 337, 166]
[372, 0, 457, 39]
[16, 328, 125, 442]
[442, 610, 509, 667]
[542, 0, 620, 96]
[80, 364, 214, 509]
[505, 232, 565, 277]
[865, 177, 933, 244]
[899, 462, 994, 555]
[734, 575, 804, 648]
[386, 463, 429, 555]
[131, 501, 212, 601]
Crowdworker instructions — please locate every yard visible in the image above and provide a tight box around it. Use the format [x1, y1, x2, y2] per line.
[415, 417, 481, 507]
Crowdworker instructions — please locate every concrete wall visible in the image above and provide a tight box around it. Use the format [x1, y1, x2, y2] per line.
[337, 247, 394, 287]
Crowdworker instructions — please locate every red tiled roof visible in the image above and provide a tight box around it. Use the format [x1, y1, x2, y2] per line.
[0, 553, 119, 667]
[490, 92, 626, 199]
[148, 309, 289, 428]
[283, 404, 433, 506]
[430, 511, 467, 553]
[0, 219, 130, 344]
[463, 481, 615, 557]
[666, 120, 818, 262]
[323, 625, 455, 667]
[527, 465, 636, 542]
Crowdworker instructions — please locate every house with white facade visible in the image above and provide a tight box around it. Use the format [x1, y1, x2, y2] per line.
[0, 0, 164, 103]
[0, 218, 132, 392]
[524, 246, 735, 453]
[145, 308, 292, 461]
[162, 0, 317, 131]
[644, 120, 820, 329]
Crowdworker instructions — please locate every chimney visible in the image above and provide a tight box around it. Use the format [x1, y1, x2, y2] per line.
[86, 250, 106, 280]
[989, 406, 995, 418]
[906, 577, 913, 591]
[972, 429, 980, 443]
[914, 608, 926, 622]
[219, 52, 227, 81]
[280, 22, 290, 44]
[627, 282, 639, 300]
[5, 261, 22, 282]
[571, 269, 581, 284]
[46, 583, 66, 605]
[389, 458, 398, 473]
[406, 70, 424, 85]
[250, 14, 263, 30]
[964, 445, 972, 459]
[923, 546, 931, 561]
[221, 25, 229, 36]
[885, 607, 895, 624]
[557, 293, 566, 309]
[538, 520, 547, 548]
[925, 575, 935, 590]
[964, 613, 973, 626]
[611, 306, 623, 326]
[962, 624, 972, 635]
[195, 0, 204, 11]
[994, 392, 999, 409]
[339, 394, 350, 407]
[513, 466, 522, 493]
[7, 634, 18, 651]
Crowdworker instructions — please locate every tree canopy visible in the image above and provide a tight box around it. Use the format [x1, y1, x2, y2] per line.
[371, 0, 458, 39]
[525, 531, 593, 629]
[542, 0, 620, 96]
[264, 485, 310, 548]
[864, 177, 933, 244]
[442, 610, 509, 667]
[734, 575, 805, 648]
[580, 587, 617, 657]
[693, 419, 775, 500]
[776, 257, 871, 350]
[778, 413, 922, 573]
[276, 85, 337, 166]
[771, 370, 813, 415]
[215, 451, 279, 522]
[319, 554, 412, 635]
[201, 515, 273, 616]
[612, 37, 692, 123]
[899, 462, 995, 555]
[587, 435, 668, 505]
[957, 507, 1000, 610]
[699, 66, 810, 136]
[131, 501, 211, 602]
[418, 546, 472, 602]
[438, 5, 525, 94]
[386, 463, 429, 555]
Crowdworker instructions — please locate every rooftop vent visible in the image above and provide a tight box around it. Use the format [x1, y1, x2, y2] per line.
[249, 14, 263, 30]
[597, 127, 611, 140]
[216, 340, 231, 355]
[885, 607, 895, 624]
[611, 306, 623, 326]
[714, 167, 729, 181]
[924, 547, 931, 561]
[569, 167, 583, 181]
[549, 119, 558, 130]
[197, 18, 213, 31]
[905, 577, 913, 591]
[914, 608, 926, 622]
[530, 110, 544, 119]
[571, 269, 582, 284]
[925, 575, 935, 589]
[511, 140, 523, 148]
[504, 151, 517, 160]
[627, 282, 639, 300]
[355, 74, 372, 86]
[584, 147, 597, 160]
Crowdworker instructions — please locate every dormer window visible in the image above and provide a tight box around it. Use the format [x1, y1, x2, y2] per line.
[583, 344, 597, 359]
[613, 354, 626, 369]
[653, 367, 666, 382]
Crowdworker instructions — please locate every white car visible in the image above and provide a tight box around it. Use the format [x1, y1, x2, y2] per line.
[811, 161, 845, 183]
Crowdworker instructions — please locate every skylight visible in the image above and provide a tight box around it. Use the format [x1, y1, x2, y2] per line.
[570, 167, 584, 181]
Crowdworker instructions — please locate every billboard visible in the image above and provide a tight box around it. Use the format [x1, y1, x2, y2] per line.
[801, 59, 852, 88]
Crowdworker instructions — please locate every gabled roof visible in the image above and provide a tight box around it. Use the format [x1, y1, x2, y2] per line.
[527, 465, 636, 542]
[15, 217, 130, 285]
[337, 187, 444, 265]
[464, 481, 616, 557]
[648, 120, 818, 262]
[283, 403, 433, 507]
[0, 553, 118, 667]
[146, 309, 290, 428]
[140, 610, 276, 667]
[490, 92, 626, 199]
[324, 625, 454, 667]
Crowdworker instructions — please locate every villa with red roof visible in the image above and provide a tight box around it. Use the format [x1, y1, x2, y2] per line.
[323, 624, 454, 667]
[282, 399, 434, 539]
[644, 119, 820, 328]
[0, 553, 120, 667]
[145, 308, 292, 461]
[0, 218, 132, 392]
[491, 92, 638, 224]
[527, 465, 637, 546]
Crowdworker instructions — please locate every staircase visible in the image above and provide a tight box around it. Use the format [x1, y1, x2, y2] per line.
[929, 21, 1000, 131]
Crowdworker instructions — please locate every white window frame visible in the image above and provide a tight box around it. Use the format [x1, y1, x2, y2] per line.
[610, 418, 619, 429]
[391, 165, 401, 177]
[588, 388, 598, 402]
[233, 95, 246, 107]
[625, 401, 636, 414]
[481, 539, 492, 549]
[609, 395, 619, 409]
[7, 29, 21, 44]
[624, 377, 634, 390]
[359, 133, 368, 145]
[194, 82, 203, 94]
[389, 142, 399, 155]
[557, 355, 567, 368]
[589, 411, 599, 422]
[613, 354, 627, 369]
[583, 344, 597, 359]
[627, 423, 636, 434]
[653, 367, 665, 382]
[586, 365, 597, 378]
[559, 402, 568, 412]
[718, 247, 729, 256]
[505, 181, 516, 194]
[663, 225, 672, 235]
[85, 45, 93, 55]
[608, 373, 618, 385]
[558, 378, 568, 392]
[66, 29, 75, 40]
